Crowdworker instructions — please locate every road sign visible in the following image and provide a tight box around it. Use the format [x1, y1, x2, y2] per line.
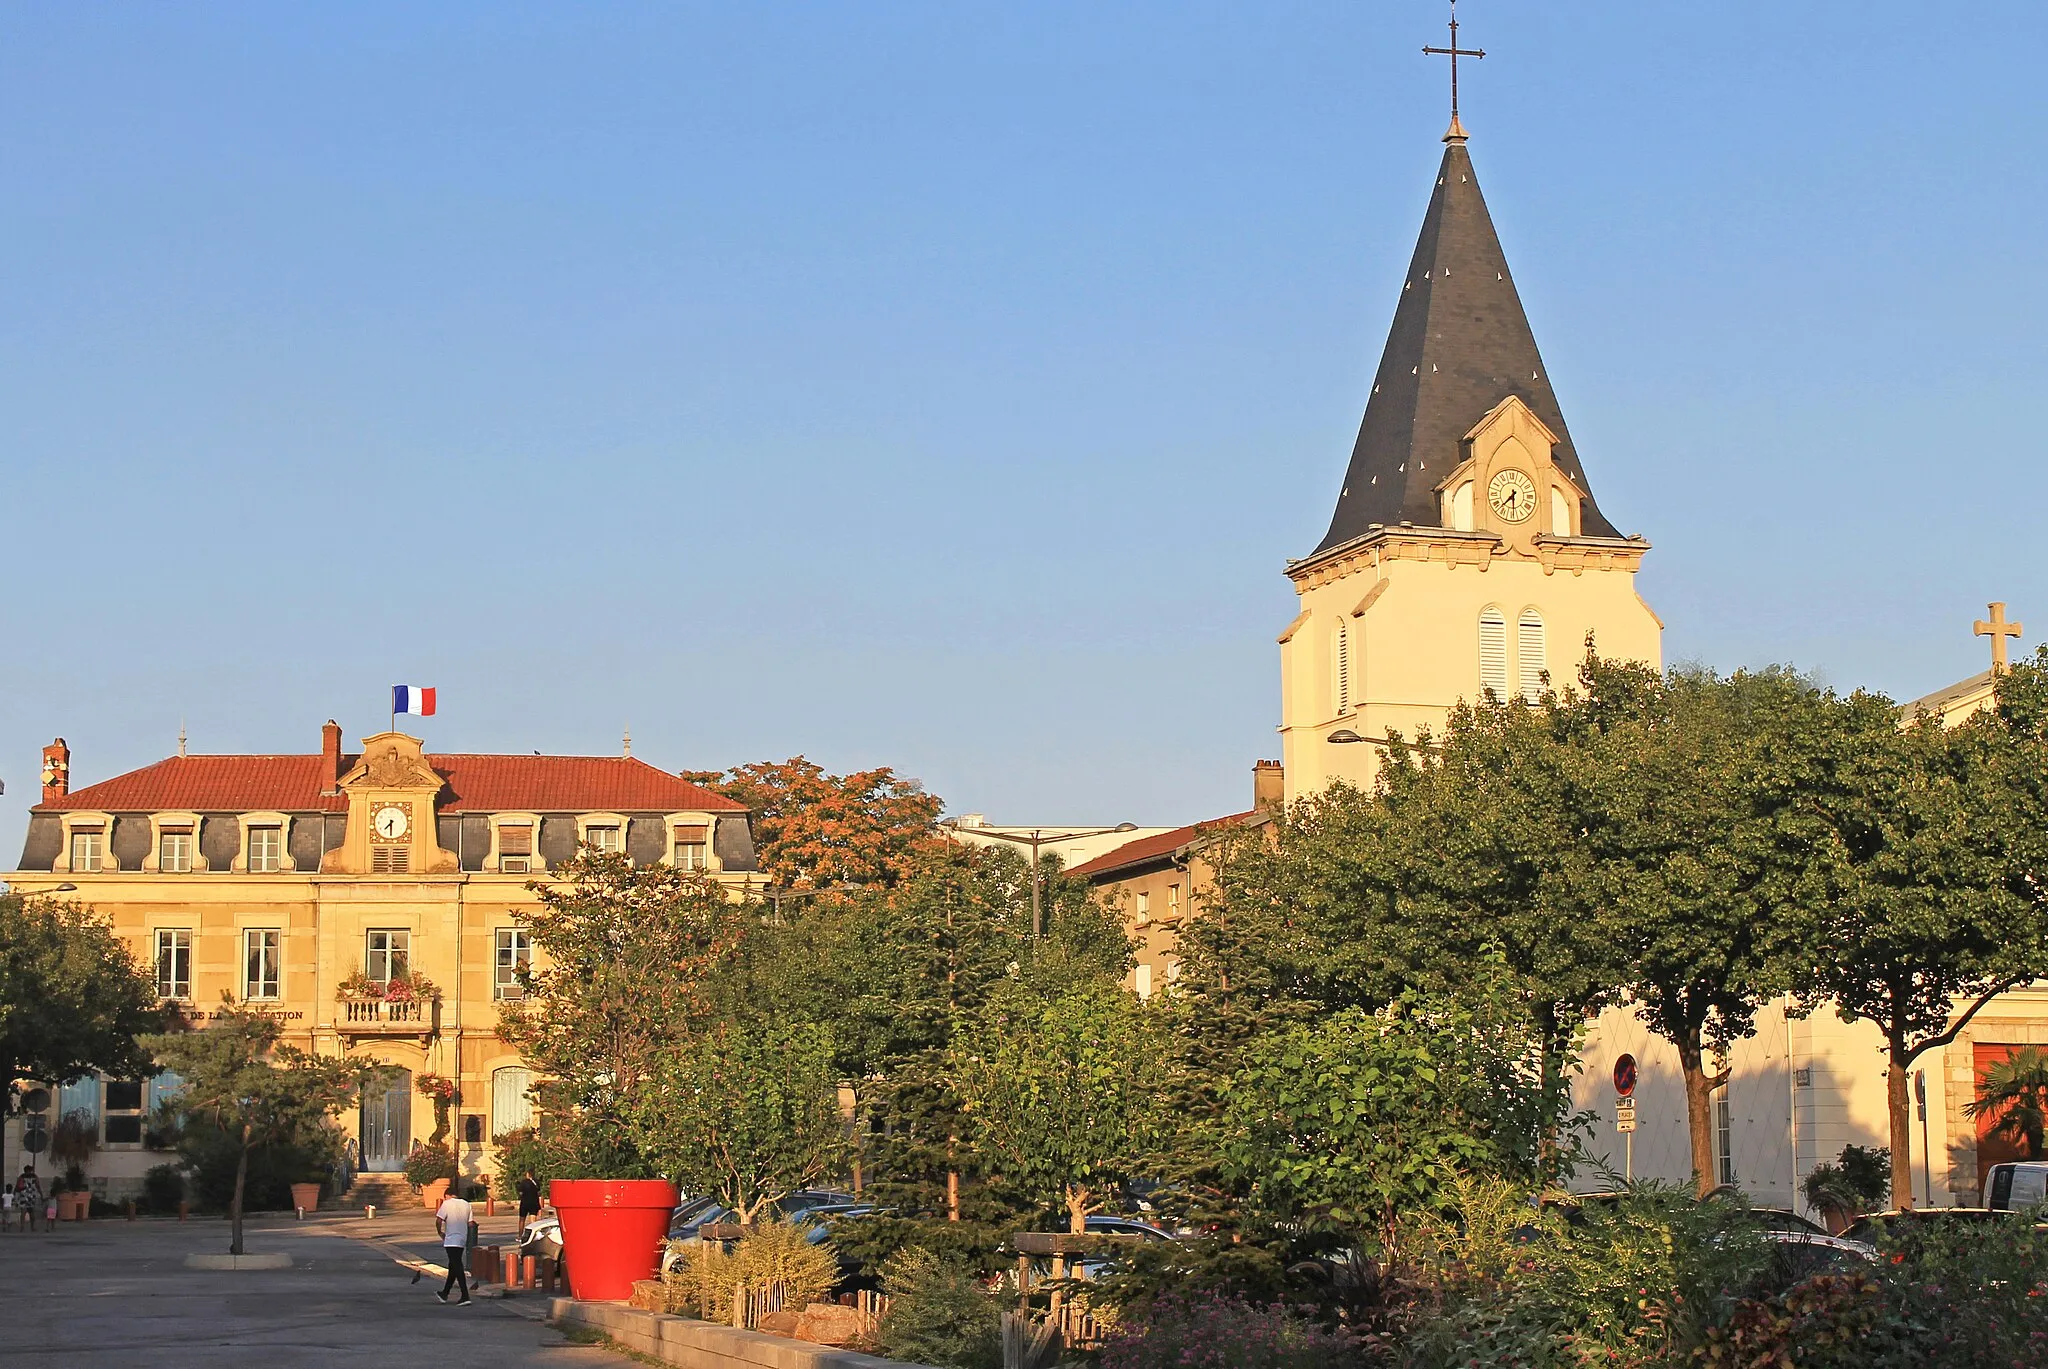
[1616, 1113, 1637, 1134]
[21, 1087, 50, 1114]
[22, 1123, 49, 1155]
[1612, 1054, 1637, 1098]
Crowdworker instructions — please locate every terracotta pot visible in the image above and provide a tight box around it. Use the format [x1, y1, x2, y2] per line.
[420, 1177, 452, 1209]
[549, 1178, 678, 1301]
[290, 1183, 322, 1214]
[62, 1192, 91, 1220]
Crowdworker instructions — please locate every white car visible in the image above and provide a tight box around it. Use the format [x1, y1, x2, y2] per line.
[1984, 1161, 2048, 1212]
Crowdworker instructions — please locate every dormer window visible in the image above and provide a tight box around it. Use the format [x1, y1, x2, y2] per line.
[672, 824, 708, 871]
[248, 825, 283, 873]
[585, 825, 622, 855]
[70, 827, 104, 873]
[498, 823, 533, 874]
[159, 827, 193, 873]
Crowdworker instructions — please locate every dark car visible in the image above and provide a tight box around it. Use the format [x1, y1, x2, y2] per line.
[1840, 1207, 2026, 1246]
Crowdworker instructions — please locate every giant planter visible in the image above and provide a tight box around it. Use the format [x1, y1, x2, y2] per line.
[549, 1179, 677, 1301]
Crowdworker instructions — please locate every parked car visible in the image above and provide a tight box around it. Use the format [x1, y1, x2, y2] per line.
[1983, 1162, 2048, 1213]
[1839, 1207, 2029, 1253]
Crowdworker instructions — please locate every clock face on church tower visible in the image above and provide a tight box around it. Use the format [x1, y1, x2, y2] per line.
[1487, 469, 1538, 524]
[373, 804, 411, 841]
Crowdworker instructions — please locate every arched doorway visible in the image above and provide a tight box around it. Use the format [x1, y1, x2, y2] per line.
[360, 1068, 412, 1172]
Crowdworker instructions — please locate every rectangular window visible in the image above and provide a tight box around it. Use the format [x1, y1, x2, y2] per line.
[498, 824, 533, 874]
[247, 826, 283, 873]
[673, 824, 709, 871]
[154, 929, 192, 999]
[366, 929, 411, 983]
[1135, 889, 1151, 923]
[1167, 883, 1181, 917]
[585, 825, 621, 854]
[70, 828, 104, 873]
[243, 929, 281, 1000]
[159, 827, 193, 873]
[103, 1080, 145, 1145]
[494, 928, 531, 1000]
[1714, 1087, 1736, 1184]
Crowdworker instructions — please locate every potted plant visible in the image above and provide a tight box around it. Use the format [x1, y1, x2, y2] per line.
[405, 1140, 458, 1208]
[1802, 1143, 1891, 1233]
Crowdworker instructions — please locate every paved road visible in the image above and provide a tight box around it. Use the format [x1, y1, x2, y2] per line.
[0, 1211, 622, 1368]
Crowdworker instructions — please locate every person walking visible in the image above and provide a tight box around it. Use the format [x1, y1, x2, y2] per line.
[16, 1168, 42, 1234]
[516, 1169, 541, 1237]
[435, 1188, 474, 1306]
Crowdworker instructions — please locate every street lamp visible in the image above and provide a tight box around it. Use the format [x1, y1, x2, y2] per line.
[1327, 730, 1440, 754]
[941, 821, 1138, 938]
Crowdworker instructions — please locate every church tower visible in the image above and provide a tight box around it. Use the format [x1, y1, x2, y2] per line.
[1279, 121, 1661, 800]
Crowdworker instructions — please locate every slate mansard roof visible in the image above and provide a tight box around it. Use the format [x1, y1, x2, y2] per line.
[1314, 138, 1620, 556]
[34, 752, 747, 816]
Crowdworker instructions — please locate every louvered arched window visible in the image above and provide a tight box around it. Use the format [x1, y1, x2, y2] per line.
[1479, 609, 1508, 700]
[1518, 610, 1547, 703]
[1332, 622, 1351, 716]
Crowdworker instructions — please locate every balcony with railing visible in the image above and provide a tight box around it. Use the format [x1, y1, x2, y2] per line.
[336, 970, 441, 1042]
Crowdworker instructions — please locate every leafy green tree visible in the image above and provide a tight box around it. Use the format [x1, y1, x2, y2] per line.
[1797, 674, 2048, 1208]
[143, 1001, 384, 1254]
[1219, 975, 1565, 1277]
[954, 981, 1164, 1233]
[0, 893, 165, 1183]
[1561, 662, 1839, 1194]
[1964, 1048, 2048, 1161]
[628, 1016, 845, 1221]
[496, 849, 746, 1173]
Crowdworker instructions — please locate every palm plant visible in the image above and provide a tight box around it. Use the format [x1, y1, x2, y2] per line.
[1964, 1047, 2048, 1159]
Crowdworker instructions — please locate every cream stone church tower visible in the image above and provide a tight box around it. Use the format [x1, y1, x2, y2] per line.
[1278, 120, 1662, 802]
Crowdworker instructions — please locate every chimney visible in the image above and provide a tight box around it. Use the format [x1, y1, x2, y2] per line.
[1253, 759, 1284, 811]
[322, 720, 344, 791]
[41, 738, 71, 803]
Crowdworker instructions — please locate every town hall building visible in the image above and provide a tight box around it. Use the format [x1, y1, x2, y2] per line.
[5, 723, 754, 1203]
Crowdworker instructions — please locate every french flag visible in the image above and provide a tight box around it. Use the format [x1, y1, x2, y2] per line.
[392, 685, 437, 717]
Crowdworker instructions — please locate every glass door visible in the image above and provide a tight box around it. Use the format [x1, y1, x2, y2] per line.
[359, 1069, 412, 1172]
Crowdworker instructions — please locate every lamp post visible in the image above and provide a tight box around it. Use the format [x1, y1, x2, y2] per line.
[940, 822, 1138, 938]
[1327, 729, 1441, 753]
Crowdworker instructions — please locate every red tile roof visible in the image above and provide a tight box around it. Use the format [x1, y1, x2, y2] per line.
[37, 754, 745, 815]
[1067, 810, 1256, 880]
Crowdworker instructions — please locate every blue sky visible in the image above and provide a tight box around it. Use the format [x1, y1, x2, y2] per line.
[4, 2, 2046, 847]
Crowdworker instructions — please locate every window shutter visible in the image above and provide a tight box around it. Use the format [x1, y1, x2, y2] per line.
[1335, 624, 1351, 714]
[372, 846, 410, 874]
[1479, 609, 1508, 699]
[1518, 610, 1547, 703]
[492, 1066, 535, 1138]
[498, 824, 533, 856]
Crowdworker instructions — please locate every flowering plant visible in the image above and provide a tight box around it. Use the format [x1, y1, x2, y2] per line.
[415, 1071, 458, 1104]
[337, 968, 440, 1003]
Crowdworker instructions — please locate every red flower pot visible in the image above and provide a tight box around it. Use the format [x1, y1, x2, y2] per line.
[548, 1179, 678, 1302]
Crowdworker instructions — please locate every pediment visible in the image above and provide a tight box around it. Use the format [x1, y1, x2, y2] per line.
[1462, 394, 1560, 454]
[340, 732, 443, 793]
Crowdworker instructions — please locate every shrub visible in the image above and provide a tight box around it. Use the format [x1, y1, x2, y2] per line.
[50, 1109, 99, 1168]
[142, 1164, 185, 1212]
[402, 1141, 457, 1187]
[1095, 1291, 1361, 1369]
[176, 1116, 338, 1213]
[1800, 1144, 1891, 1218]
[873, 1246, 1002, 1369]
[1695, 1212, 2048, 1367]
[664, 1224, 838, 1324]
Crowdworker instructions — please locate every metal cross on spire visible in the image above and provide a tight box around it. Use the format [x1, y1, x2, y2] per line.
[1423, 0, 1485, 141]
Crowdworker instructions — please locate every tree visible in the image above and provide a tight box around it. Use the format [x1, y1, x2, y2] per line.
[1797, 674, 2048, 1209]
[690, 756, 944, 889]
[628, 1017, 845, 1221]
[142, 1002, 381, 1254]
[1965, 1048, 2048, 1160]
[496, 848, 745, 1173]
[1218, 978, 1562, 1278]
[1561, 662, 1837, 1194]
[954, 982, 1164, 1233]
[0, 893, 165, 1185]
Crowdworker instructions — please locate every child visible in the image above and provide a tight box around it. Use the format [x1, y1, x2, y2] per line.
[2, 1183, 13, 1232]
[44, 1196, 57, 1230]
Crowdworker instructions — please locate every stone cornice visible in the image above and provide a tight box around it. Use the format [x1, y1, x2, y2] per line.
[1286, 526, 1649, 588]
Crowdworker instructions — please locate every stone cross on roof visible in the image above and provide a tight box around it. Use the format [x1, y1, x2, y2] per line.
[1975, 601, 2024, 673]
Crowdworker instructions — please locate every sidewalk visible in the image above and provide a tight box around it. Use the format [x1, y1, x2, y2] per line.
[0, 1211, 627, 1367]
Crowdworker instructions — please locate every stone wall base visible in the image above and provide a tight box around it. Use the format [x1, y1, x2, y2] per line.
[548, 1298, 935, 1369]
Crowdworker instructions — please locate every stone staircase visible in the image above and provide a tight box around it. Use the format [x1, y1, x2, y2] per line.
[338, 1174, 415, 1213]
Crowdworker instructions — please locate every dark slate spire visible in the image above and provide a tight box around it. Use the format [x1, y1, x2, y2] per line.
[1313, 134, 1619, 555]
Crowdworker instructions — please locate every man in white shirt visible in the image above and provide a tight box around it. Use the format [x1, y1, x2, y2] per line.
[434, 1190, 474, 1306]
